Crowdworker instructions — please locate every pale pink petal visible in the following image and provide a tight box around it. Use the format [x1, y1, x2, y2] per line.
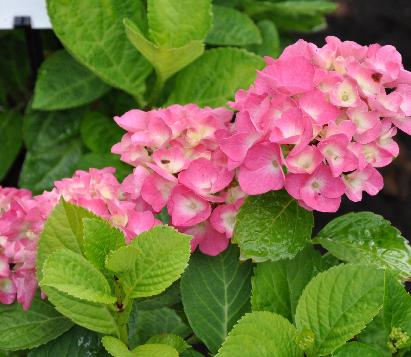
[12, 270, 37, 310]
[141, 173, 176, 212]
[330, 78, 360, 107]
[167, 186, 211, 227]
[178, 158, 234, 199]
[299, 89, 341, 125]
[0, 277, 16, 305]
[286, 146, 323, 174]
[258, 56, 315, 95]
[318, 134, 358, 176]
[343, 166, 384, 202]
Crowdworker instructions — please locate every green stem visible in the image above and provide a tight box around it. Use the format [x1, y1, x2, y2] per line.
[148, 72, 165, 107]
[118, 318, 129, 346]
[114, 278, 132, 346]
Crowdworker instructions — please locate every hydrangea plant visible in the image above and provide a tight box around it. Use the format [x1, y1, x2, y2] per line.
[1, 1, 411, 357]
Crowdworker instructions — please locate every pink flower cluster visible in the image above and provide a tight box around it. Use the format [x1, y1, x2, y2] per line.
[2, 37, 411, 310]
[0, 168, 158, 309]
[113, 104, 246, 256]
[220, 36, 411, 211]
[112, 37, 411, 251]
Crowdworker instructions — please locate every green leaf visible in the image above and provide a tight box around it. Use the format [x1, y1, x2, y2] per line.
[132, 344, 178, 357]
[0, 111, 22, 181]
[19, 109, 84, 194]
[245, 1, 334, 33]
[357, 313, 391, 356]
[0, 294, 72, 351]
[43, 286, 120, 336]
[295, 264, 385, 356]
[147, 334, 189, 353]
[41, 249, 116, 304]
[234, 191, 314, 262]
[47, 0, 152, 96]
[80, 111, 124, 154]
[332, 342, 387, 357]
[37, 199, 97, 280]
[83, 218, 126, 271]
[276, 14, 327, 33]
[124, 18, 204, 84]
[102, 336, 135, 357]
[106, 226, 191, 298]
[246, 1, 336, 17]
[206, 5, 261, 46]
[181, 245, 252, 354]
[76, 153, 132, 181]
[136, 282, 181, 310]
[0, 32, 30, 104]
[383, 272, 411, 350]
[147, 0, 211, 48]
[181, 350, 204, 357]
[168, 47, 264, 107]
[32, 50, 110, 110]
[216, 311, 303, 356]
[28, 326, 108, 357]
[128, 306, 191, 348]
[251, 245, 323, 321]
[314, 212, 411, 280]
[214, 0, 242, 7]
[247, 20, 280, 58]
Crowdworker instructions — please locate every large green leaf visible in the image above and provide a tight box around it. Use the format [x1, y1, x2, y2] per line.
[147, 0, 211, 48]
[124, 18, 204, 84]
[244, 1, 334, 33]
[0, 294, 72, 351]
[32, 50, 110, 110]
[216, 311, 303, 356]
[43, 286, 120, 336]
[206, 5, 261, 46]
[245, 1, 336, 17]
[0, 111, 22, 181]
[135, 282, 181, 311]
[47, 0, 152, 96]
[314, 212, 411, 280]
[357, 313, 391, 356]
[180, 245, 252, 354]
[19, 109, 85, 193]
[102, 336, 135, 357]
[128, 306, 191, 348]
[0, 32, 30, 105]
[383, 272, 411, 352]
[41, 249, 116, 304]
[106, 226, 191, 298]
[37, 200, 97, 280]
[295, 264, 385, 356]
[247, 20, 280, 58]
[133, 344, 178, 357]
[332, 342, 387, 357]
[167, 47, 264, 107]
[146, 334, 189, 353]
[234, 191, 314, 262]
[76, 153, 132, 181]
[28, 326, 108, 357]
[80, 111, 124, 154]
[83, 218, 125, 271]
[251, 245, 323, 321]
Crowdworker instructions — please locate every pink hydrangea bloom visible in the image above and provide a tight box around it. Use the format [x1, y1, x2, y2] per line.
[0, 168, 158, 310]
[112, 104, 244, 256]
[226, 36, 411, 211]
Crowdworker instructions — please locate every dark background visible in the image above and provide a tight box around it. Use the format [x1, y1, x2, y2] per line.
[307, 0, 411, 237]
